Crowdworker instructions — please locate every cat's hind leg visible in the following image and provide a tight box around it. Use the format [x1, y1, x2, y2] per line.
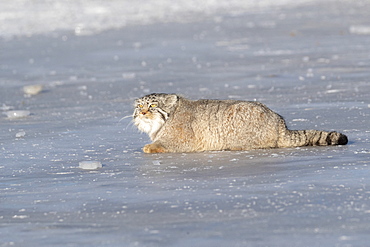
[143, 143, 168, 153]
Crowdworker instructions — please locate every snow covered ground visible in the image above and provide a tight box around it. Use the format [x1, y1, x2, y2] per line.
[1, 0, 370, 246]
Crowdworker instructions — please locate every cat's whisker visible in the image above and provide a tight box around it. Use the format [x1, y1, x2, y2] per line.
[123, 120, 135, 131]
[119, 115, 133, 122]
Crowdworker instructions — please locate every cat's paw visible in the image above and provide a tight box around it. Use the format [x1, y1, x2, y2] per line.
[143, 143, 167, 153]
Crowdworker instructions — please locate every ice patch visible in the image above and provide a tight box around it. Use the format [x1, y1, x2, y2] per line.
[354, 149, 370, 154]
[254, 49, 293, 56]
[15, 131, 26, 138]
[12, 215, 29, 219]
[0, 104, 14, 111]
[122, 72, 136, 80]
[215, 38, 250, 51]
[152, 160, 161, 166]
[325, 89, 346, 94]
[349, 25, 370, 35]
[4, 110, 31, 119]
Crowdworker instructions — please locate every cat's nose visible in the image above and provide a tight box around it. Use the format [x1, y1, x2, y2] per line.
[140, 110, 148, 115]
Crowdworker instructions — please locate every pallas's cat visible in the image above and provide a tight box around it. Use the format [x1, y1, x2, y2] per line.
[133, 93, 348, 153]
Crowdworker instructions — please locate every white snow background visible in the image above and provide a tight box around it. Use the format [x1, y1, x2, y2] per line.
[1, 0, 370, 246]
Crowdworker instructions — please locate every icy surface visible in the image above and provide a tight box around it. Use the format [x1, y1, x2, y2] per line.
[1, 0, 370, 246]
[1, 0, 318, 39]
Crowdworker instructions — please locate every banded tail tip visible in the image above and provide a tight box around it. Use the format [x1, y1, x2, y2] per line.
[328, 132, 348, 145]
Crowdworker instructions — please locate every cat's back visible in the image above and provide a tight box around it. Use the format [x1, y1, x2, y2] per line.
[178, 97, 274, 120]
[175, 98, 241, 120]
[170, 97, 281, 150]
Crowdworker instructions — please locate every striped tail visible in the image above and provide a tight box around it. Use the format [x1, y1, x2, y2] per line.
[279, 130, 348, 148]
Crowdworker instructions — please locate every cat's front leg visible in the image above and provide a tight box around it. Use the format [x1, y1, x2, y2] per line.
[143, 143, 168, 153]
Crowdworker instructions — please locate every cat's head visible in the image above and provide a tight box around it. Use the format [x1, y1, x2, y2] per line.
[133, 93, 178, 139]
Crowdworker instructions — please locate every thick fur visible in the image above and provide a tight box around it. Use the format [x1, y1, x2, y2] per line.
[133, 93, 348, 153]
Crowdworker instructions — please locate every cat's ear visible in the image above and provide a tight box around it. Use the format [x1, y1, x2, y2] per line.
[164, 94, 178, 107]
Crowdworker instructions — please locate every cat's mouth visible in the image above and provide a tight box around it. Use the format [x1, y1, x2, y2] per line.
[140, 110, 149, 116]
[137, 110, 155, 120]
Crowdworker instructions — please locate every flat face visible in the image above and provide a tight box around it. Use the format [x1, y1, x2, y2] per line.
[134, 95, 166, 121]
[133, 94, 171, 138]
[134, 99, 158, 118]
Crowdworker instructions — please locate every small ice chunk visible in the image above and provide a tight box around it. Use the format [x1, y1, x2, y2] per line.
[4, 110, 31, 119]
[0, 104, 14, 111]
[152, 160, 161, 166]
[12, 215, 29, 219]
[15, 131, 26, 138]
[325, 89, 344, 94]
[122, 72, 136, 79]
[79, 161, 102, 170]
[349, 25, 370, 35]
[133, 42, 142, 49]
[23, 84, 43, 95]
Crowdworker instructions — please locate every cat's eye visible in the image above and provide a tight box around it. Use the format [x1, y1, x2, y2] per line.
[150, 104, 157, 108]
[138, 104, 144, 108]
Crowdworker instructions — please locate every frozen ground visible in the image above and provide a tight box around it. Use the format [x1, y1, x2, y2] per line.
[1, 0, 370, 246]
